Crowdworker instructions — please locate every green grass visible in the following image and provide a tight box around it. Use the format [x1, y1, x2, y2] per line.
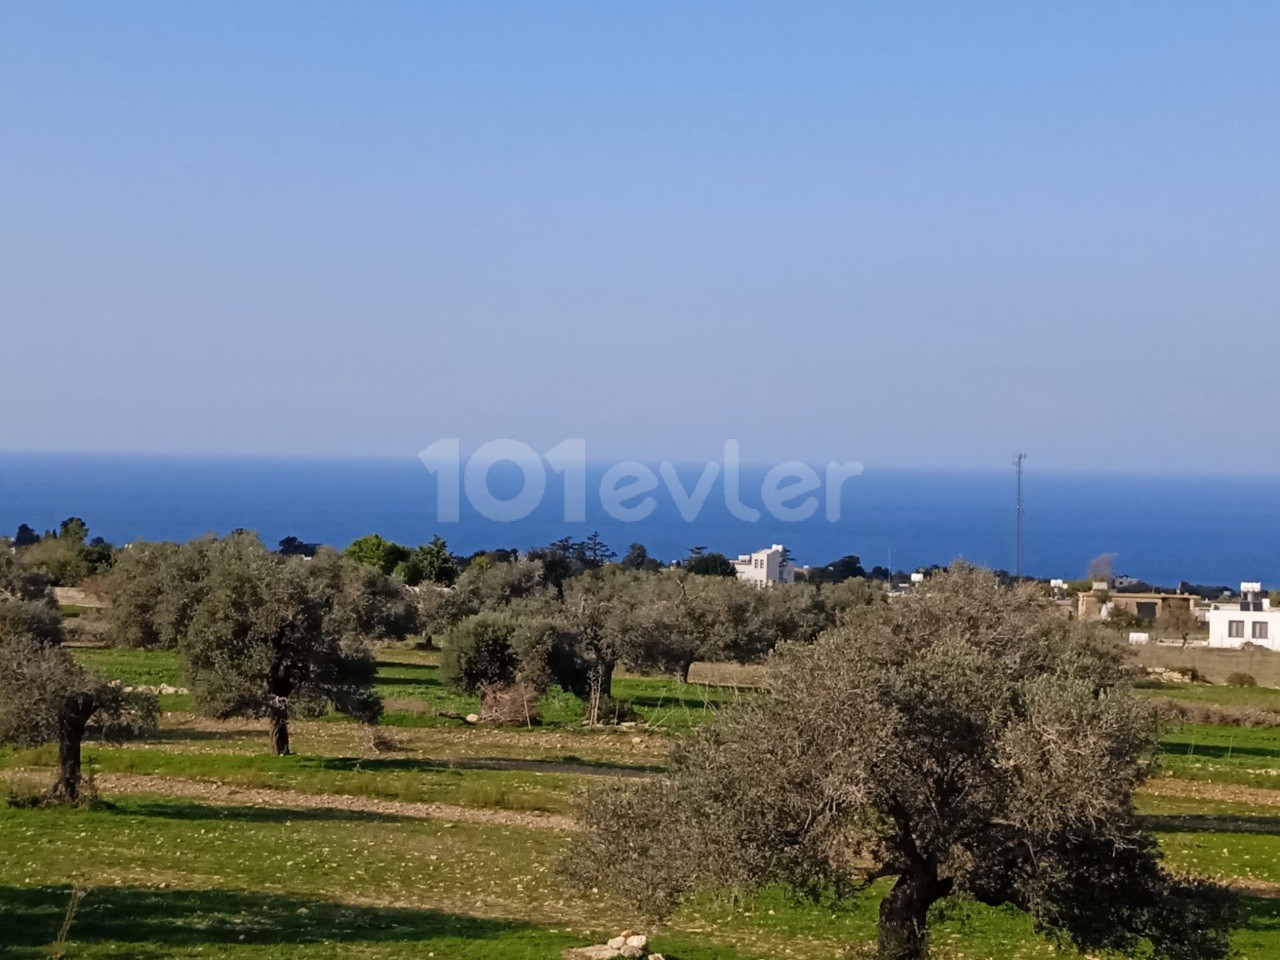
[0, 797, 1106, 960]
[0, 796, 596, 960]
[72, 647, 183, 689]
[1141, 682, 1280, 712]
[1159, 723, 1280, 789]
[4, 797, 1275, 959]
[73, 645, 740, 733]
[374, 648, 743, 732]
[25, 644, 1280, 958]
[0, 746, 584, 815]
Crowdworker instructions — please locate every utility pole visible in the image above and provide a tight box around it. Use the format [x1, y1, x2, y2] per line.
[1014, 453, 1027, 578]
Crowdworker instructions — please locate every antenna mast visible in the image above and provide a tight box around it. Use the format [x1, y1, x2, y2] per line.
[1014, 453, 1027, 578]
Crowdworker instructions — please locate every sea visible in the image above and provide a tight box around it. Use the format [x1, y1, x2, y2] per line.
[2, 452, 1279, 589]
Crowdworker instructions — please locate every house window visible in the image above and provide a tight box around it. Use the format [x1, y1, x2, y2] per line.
[1228, 620, 1245, 638]
[1253, 621, 1270, 640]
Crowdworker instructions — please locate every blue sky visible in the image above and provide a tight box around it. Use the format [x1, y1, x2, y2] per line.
[2, 2, 1277, 472]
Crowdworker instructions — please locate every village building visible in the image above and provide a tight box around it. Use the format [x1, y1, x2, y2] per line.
[732, 544, 794, 587]
[1205, 582, 1280, 652]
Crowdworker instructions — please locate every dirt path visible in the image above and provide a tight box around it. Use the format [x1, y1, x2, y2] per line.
[94, 773, 578, 832]
[1141, 777, 1280, 809]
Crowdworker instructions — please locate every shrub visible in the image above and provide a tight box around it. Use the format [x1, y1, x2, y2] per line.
[1225, 672, 1258, 688]
[91, 688, 161, 743]
[1171, 664, 1208, 683]
[440, 612, 521, 693]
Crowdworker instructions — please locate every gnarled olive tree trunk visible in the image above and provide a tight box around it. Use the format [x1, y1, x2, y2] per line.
[877, 868, 952, 960]
[49, 692, 98, 805]
[268, 691, 291, 756]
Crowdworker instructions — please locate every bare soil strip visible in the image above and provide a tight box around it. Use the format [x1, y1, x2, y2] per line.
[93, 773, 577, 832]
[1140, 777, 1280, 809]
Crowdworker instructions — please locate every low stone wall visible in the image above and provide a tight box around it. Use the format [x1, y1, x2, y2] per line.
[1130, 643, 1280, 688]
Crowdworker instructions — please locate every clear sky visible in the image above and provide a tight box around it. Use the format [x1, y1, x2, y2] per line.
[2, 3, 1277, 472]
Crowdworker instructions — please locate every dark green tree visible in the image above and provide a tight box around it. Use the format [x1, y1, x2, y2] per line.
[683, 549, 736, 577]
[277, 536, 316, 557]
[619, 542, 662, 572]
[397, 535, 459, 586]
[581, 531, 616, 568]
[343, 534, 411, 577]
[58, 517, 89, 544]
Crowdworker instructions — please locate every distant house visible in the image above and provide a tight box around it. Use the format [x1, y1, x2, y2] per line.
[1205, 582, 1280, 651]
[1076, 583, 1196, 624]
[732, 544, 794, 587]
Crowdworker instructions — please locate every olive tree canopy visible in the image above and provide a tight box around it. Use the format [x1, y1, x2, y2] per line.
[570, 566, 1235, 960]
[0, 555, 157, 804]
[181, 542, 390, 755]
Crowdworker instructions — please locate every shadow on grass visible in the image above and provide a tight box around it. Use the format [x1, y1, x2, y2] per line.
[375, 674, 446, 691]
[145, 727, 258, 744]
[448, 757, 659, 778]
[1240, 896, 1280, 932]
[1159, 742, 1280, 762]
[628, 694, 723, 711]
[377, 660, 441, 671]
[109, 798, 412, 826]
[0, 885, 569, 958]
[302, 754, 656, 778]
[1142, 814, 1280, 835]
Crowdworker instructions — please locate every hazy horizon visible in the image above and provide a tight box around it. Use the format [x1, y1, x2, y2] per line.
[9, 447, 1280, 481]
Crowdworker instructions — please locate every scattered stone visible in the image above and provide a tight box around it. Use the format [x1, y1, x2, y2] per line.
[562, 947, 620, 960]
[566, 931, 654, 960]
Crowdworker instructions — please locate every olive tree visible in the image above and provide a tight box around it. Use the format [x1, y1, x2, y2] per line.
[0, 557, 156, 804]
[419, 558, 551, 637]
[179, 540, 391, 755]
[102, 535, 232, 648]
[569, 566, 1235, 960]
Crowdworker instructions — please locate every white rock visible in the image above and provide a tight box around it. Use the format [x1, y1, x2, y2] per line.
[606, 937, 626, 949]
[464, 713, 480, 724]
[560, 947, 620, 960]
[625, 935, 648, 950]
[620, 949, 644, 959]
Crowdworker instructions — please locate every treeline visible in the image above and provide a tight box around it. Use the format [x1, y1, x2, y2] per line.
[420, 555, 881, 723]
[2, 520, 895, 770]
[8, 517, 115, 586]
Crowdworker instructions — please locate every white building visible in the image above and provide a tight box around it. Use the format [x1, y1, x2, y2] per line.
[1205, 582, 1280, 651]
[732, 544, 795, 587]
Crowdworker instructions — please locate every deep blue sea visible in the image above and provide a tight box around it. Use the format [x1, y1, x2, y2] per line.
[2, 452, 1278, 588]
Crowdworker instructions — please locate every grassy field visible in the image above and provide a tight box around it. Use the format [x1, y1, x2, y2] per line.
[1, 645, 1277, 958]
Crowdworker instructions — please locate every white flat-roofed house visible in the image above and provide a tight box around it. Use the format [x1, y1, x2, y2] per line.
[1205, 582, 1280, 651]
[732, 544, 795, 587]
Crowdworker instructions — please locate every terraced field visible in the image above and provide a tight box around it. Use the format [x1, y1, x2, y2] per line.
[1, 647, 1278, 959]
